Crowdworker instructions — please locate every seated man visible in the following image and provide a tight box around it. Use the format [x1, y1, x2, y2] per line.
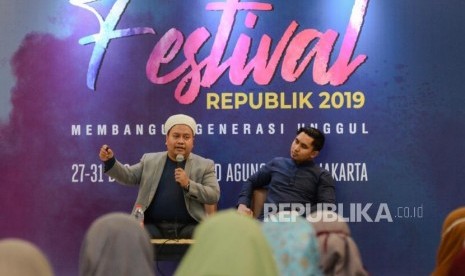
[99, 114, 220, 239]
[237, 126, 335, 220]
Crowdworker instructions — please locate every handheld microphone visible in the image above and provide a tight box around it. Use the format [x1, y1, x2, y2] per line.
[176, 154, 184, 168]
[175, 154, 185, 187]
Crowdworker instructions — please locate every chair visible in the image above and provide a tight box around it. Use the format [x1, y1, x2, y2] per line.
[251, 188, 267, 219]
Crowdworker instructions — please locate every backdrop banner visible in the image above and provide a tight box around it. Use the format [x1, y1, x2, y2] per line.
[1, 0, 464, 274]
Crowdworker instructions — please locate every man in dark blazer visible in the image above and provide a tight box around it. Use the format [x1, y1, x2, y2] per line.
[99, 114, 220, 238]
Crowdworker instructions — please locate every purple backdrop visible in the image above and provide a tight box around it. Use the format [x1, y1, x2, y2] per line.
[1, 0, 465, 275]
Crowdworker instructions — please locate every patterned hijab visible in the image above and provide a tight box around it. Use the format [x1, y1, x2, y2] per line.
[262, 211, 322, 276]
[308, 210, 368, 276]
[79, 212, 155, 276]
[175, 209, 279, 276]
[432, 207, 465, 276]
[0, 238, 54, 276]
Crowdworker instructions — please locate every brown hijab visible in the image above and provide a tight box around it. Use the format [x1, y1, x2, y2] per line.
[0, 238, 54, 276]
[308, 210, 368, 276]
[79, 212, 155, 276]
[448, 246, 465, 276]
[432, 207, 465, 276]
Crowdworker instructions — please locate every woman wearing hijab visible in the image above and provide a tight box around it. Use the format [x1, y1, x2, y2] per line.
[79, 212, 155, 276]
[432, 206, 465, 276]
[261, 211, 323, 276]
[307, 210, 368, 276]
[448, 246, 465, 276]
[175, 209, 279, 276]
[0, 238, 54, 276]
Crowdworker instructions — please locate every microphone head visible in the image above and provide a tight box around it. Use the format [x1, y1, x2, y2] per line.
[176, 154, 185, 163]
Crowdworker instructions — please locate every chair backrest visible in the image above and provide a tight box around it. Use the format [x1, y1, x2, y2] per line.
[251, 188, 268, 219]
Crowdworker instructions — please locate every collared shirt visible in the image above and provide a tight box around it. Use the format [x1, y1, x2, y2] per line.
[237, 157, 335, 218]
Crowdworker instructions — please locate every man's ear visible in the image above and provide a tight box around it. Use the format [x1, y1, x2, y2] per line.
[310, 150, 319, 159]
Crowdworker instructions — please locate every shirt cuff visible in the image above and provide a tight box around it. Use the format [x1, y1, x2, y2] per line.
[103, 157, 115, 172]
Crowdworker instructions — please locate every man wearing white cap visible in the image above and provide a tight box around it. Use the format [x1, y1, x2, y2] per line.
[98, 114, 220, 239]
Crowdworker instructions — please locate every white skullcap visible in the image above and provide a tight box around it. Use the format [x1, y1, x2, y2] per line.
[164, 114, 197, 135]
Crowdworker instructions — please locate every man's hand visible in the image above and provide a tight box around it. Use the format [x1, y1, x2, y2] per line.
[99, 144, 114, 161]
[175, 168, 189, 189]
[237, 204, 253, 217]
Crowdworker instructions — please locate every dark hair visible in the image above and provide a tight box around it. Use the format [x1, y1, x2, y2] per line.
[297, 126, 325, 151]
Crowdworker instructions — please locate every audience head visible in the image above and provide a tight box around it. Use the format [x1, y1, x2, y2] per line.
[448, 247, 465, 276]
[79, 212, 155, 276]
[0, 238, 54, 276]
[262, 211, 322, 276]
[307, 210, 368, 276]
[432, 206, 465, 276]
[175, 209, 279, 276]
